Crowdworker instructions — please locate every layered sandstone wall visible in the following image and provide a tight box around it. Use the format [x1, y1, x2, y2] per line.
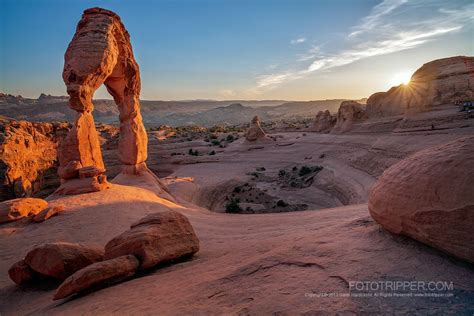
[0, 119, 70, 200]
[366, 56, 474, 117]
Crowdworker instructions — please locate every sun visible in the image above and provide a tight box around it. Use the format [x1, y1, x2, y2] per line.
[390, 71, 413, 86]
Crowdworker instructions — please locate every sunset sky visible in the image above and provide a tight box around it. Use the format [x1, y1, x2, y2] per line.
[1, 0, 473, 101]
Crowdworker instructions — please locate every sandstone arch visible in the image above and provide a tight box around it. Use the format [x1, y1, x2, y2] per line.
[57, 8, 148, 194]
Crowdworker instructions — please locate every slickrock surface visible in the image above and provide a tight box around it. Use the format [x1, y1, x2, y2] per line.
[332, 101, 366, 133]
[369, 136, 474, 263]
[0, 182, 473, 314]
[245, 116, 269, 142]
[366, 56, 474, 117]
[0, 120, 69, 200]
[309, 110, 335, 132]
[59, 7, 148, 193]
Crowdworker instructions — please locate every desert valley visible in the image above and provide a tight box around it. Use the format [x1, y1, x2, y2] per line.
[0, 3, 473, 316]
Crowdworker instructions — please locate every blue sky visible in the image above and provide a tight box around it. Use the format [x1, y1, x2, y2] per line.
[0, 0, 473, 100]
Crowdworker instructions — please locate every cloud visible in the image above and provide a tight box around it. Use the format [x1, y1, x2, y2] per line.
[348, 0, 408, 37]
[291, 37, 306, 45]
[253, 0, 474, 92]
[219, 89, 237, 98]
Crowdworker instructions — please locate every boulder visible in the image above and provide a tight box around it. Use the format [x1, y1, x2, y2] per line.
[54, 255, 139, 300]
[369, 136, 474, 263]
[0, 198, 48, 223]
[8, 260, 35, 285]
[33, 205, 66, 223]
[104, 211, 199, 269]
[332, 101, 366, 133]
[309, 110, 335, 132]
[245, 116, 268, 142]
[24, 242, 104, 280]
[366, 56, 474, 117]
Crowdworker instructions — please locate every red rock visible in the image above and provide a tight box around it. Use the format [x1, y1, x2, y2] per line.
[309, 110, 335, 132]
[8, 260, 35, 285]
[332, 101, 366, 133]
[245, 116, 268, 142]
[366, 56, 474, 117]
[104, 211, 199, 269]
[58, 160, 82, 180]
[0, 198, 48, 223]
[79, 165, 105, 178]
[369, 136, 474, 263]
[33, 205, 66, 223]
[54, 255, 139, 300]
[24, 242, 104, 280]
[0, 120, 70, 199]
[59, 7, 148, 191]
[54, 176, 111, 195]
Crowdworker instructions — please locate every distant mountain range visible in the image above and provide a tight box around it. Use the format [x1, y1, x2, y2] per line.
[0, 93, 366, 127]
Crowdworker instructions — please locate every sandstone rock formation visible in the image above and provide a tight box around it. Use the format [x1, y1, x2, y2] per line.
[366, 56, 474, 117]
[33, 204, 66, 223]
[54, 255, 139, 300]
[23, 242, 104, 280]
[58, 7, 149, 194]
[104, 211, 200, 269]
[8, 260, 35, 285]
[0, 119, 70, 200]
[0, 197, 48, 223]
[245, 116, 268, 142]
[309, 110, 335, 132]
[332, 101, 366, 133]
[369, 136, 474, 263]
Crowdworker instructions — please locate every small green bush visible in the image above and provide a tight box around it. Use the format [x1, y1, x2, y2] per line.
[226, 198, 242, 213]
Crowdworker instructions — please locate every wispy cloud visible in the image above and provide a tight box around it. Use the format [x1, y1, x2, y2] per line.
[251, 0, 474, 94]
[291, 37, 306, 45]
[348, 0, 408, 37]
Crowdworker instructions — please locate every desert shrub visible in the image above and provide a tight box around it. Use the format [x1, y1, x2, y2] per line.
[279, 169, 286, 177]
[188, 149, 199, 156]
[233, 186, 241, 193]
[256, 167, 266, 171]
[226, 198, 242, 213]
[299, 165, 323, 176]
[226, 134, 235, 142]
[209, 150, 216, 155]
[211, 139, 220, 146]
[299, 166, 313, 176]
[277, 200, 289, 207]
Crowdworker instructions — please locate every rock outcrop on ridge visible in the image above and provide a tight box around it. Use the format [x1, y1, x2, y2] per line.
[331, 101, 366, 133]
[309, 110, 336, 132]
[369, 136, 474, 263]
[366, 56, 474, 117]
[245, 116, 268, 142]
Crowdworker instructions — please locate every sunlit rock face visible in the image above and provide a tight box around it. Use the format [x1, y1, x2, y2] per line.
[366, 56, 474, 118]
[369, 136, 474, 263]
[0, 119, 70, 200]
[58, 7, 149, 194]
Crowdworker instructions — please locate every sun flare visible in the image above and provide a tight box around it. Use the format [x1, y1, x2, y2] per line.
[390, 71, 413, 86]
